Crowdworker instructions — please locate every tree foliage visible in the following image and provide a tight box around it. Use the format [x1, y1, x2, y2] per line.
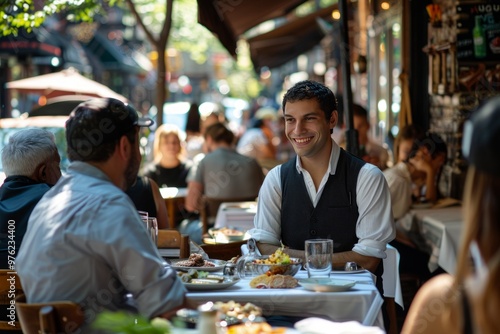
[0, 0, 261, 119]
[0, 0, 107, 35]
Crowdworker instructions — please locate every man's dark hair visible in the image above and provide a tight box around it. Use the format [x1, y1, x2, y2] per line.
[409, 131, 448, 162]
[282, 80, 338, 121]
[204, 122, 234, 145]
[352, 104, 368, 120]
[420, 132, 448, 160]
[66, 98, 140, 162]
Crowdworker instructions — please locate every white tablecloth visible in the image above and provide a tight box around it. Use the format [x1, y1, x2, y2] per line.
[186, 270, 384, 328]
[383, 245, 403, 308]
[241, 243, 403, 309]
[214, 201, 257, 230]
[398, 206, 463, 274]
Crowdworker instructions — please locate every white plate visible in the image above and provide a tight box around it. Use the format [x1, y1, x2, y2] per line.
[299, 278, 356, 292]
[184, 277, 240, 291]
[170, 259, 226, 272]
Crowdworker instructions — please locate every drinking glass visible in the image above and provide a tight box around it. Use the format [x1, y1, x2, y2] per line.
[147, 217, 158, 246]
[305, 239, 333, 278]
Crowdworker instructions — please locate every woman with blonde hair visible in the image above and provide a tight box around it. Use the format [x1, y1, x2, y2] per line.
[402, 97, 500, 334]
[142, 124, 192, 188]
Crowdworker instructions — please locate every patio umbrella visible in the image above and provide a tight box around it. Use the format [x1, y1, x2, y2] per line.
[6, 67, 128, 102]
[28, 95, 93, 117]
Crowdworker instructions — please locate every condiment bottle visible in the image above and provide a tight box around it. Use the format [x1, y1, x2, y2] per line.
[196, 302, 217, 334]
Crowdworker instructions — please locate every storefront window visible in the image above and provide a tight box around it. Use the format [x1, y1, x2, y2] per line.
[368, 5, 402, 150]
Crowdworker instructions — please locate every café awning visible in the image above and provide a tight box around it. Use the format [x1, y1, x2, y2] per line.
[197, 0, 307, 57]
[84, 33, 152, 74]
[0, 28, 61, 57]
[246, 4, 338, 71]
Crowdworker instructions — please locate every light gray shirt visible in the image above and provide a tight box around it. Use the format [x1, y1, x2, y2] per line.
[190, 147, 264, 198]
[16, 161, 185, 324]
[249, 140, 395, 259]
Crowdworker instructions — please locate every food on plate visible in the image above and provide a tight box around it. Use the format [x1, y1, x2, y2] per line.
[249, 274, 298, 289]
[250, 246, 302, 276]
[214, 300, 262, 320]
[227, 322, 286, 334]
[177, 269, 224, 284]
[176, 253, 215, 267]
[216, 227, 244, 236]
[253, 245, 291, 265]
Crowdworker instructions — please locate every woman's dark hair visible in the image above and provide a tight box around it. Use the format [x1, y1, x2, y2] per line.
[185, 102, 201, 133]
[204, 122, 234, 145]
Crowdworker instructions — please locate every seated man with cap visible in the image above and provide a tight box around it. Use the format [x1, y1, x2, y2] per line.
[16, 98, 187, 326]
[237, 107, 278, 160]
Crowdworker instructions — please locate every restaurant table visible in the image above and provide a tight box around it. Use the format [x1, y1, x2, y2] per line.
[185, 270, 385, 328]
[160, 187, 188, 229]
[214, 201, 257, 231]
[398, 205, 463, 274]
[171, 326, 300, 333]
[241, 244, 403, 310]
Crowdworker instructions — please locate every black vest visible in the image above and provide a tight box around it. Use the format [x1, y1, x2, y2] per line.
[280, 149, 364, 252]
[280, 149, 385, 301]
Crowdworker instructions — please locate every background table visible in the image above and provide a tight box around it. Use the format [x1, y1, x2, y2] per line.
[214, 201, 257, 230]
[186, 270, 384, 328]
[398, 206, 463, 273]
[160, 187, 188, 229]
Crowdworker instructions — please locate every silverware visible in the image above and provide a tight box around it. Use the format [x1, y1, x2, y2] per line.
[345, 261, 358, 271]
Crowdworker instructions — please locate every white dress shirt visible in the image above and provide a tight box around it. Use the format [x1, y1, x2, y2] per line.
[249, 139, 395, 259]
[383, 161, 413, 220]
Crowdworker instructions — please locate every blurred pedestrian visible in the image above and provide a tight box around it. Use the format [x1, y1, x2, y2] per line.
[237, 107, 278, 160]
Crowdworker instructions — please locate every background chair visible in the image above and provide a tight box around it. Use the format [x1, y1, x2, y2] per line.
[199, 196, 257, 234]
[0, 269, 23, 331]
[15, 294, 84, 334]
[157, 229, 190, 258]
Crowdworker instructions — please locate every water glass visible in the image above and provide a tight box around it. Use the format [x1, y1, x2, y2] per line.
[140, 213, 158, 246]
[147, 217, 158, 246]
[305, 239, 333, 278]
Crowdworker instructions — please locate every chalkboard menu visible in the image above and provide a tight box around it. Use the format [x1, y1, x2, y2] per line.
[456, 3, 500, 62]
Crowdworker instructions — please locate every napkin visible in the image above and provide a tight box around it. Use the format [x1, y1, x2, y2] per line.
[294, 317, 384, 334]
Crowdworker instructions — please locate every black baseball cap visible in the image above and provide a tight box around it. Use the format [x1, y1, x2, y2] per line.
[462, 96, 500, 177]
[66, 98, 153, 159]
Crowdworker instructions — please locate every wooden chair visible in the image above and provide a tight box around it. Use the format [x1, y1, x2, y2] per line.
[199, 196, 257, 234]
[0, 270, 23, 331]
[157, 229, 190, 258]
[15, 294, 84, 334]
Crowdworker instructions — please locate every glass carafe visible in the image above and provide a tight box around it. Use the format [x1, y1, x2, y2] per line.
[236, 238, 259, 278]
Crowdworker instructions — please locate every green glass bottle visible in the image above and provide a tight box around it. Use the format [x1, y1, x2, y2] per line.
[473, 16, 487, 58]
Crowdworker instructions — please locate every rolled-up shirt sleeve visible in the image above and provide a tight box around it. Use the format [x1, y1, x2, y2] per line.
[353, 164, 396, 258]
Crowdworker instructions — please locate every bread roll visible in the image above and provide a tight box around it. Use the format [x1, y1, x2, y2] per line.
[249, 274, 298, 289]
